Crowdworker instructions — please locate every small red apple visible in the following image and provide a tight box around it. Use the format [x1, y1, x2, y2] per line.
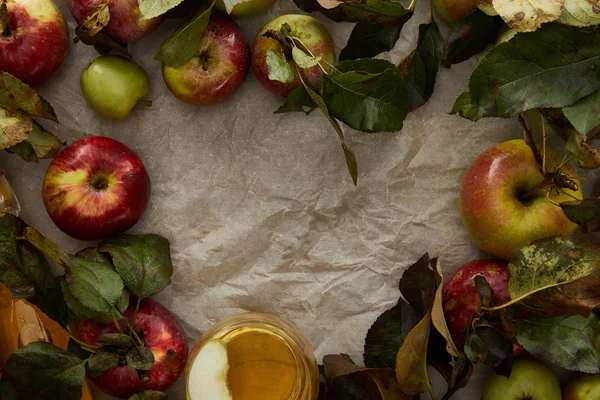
[0, 0, 69, 85]
[162, 15, 249, 106]
[252, 14, 336, 97]
[77, 298, 188, 399]
[42, 136, 150, 241]
[68, 0, 164, 44]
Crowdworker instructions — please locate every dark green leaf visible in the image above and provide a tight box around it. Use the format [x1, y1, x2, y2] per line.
[399, 21, 443, 111]
[129, 391, 168, 400]
[515, 314, 600, 373]
[3, 342, 85, 400]
[75, 29, 130, 56]
[508, 236, 600, 317]
[339, 11, 413, 61]
[474, 275, 493, 303]
[561, 198, 600, 233]
[443, 10, 502, 67]
[460, 24, 600, 121]
[398, 253, 435, 316]
[87, 350, 119, 377]
[63, 257, 124, 322]
[67, 339, 93, 360]
[464, 327, 510, 367]
[6, 122, 63, 162]
[274, 86, 316, 115]
[341, 143, 358, 186]
[563, 90, 600, 139]
[0, 381, 18, 400]
[155, 5, 213, 67]
[0, 72, 57, 121]
[97, 333, 135, 347]
[363, 300, 416, 369]
[0, 107, 32, 150]
[99, 234, 173, 299]
[127, 347, 155, 371]
[0, 215, 71, 327]
[74, 247, 112, 264]
[322, 59, 409, 132]
[324, 0, 410, 24]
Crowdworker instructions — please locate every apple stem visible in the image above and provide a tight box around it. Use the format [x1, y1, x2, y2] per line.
[0, 0, 10, 37]
[520, 181, 548, 201]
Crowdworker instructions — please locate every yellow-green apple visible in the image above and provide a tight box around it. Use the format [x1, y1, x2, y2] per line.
[459, 139, 582, 260]
[564, 374, 600, 400]
[0, 0, 69, 85]
[68, 0, 164, 44]
[162, 15, 249, 106]
[252, 14, 335, 97]
[433, 0, 477, 24]
[215, 0, 277, 18]
[77, 298, 188, 398]
[42, 136, 150, 241]
[80, 55, 150, 120]
[482, 359, 562, 400]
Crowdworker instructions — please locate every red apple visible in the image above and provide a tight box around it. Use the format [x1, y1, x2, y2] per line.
[162, 15, 249, 106]
[77, 298, 188, 399]
[460, 139, 582, 260]
[0, 0, 69, 86]
[42, 136, 150, 241]
[252, 14, 336, 97]
[68, 0, 164, 44]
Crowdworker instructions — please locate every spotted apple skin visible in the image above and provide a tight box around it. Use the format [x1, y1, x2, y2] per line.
[162, 15, 250, 106]
[77, 298, 188, 399]
[0, 0, 69, 85]
[42, 136, 150, 241]
[69, 0, 163, 44]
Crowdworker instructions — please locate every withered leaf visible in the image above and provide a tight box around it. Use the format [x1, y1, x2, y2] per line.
[76, 1, 110, 37]
[0, 73, 57, 121]
[0, 107, 32, 150]
[431, 257, 462, 358]
[395, 312, 433, 397]
[565, 130, 600, 169]
[492, 0, 564, 32]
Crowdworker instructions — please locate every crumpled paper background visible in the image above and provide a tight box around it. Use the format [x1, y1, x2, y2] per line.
[3, 0, 543, 398]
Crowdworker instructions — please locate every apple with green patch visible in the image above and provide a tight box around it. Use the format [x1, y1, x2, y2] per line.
[252, 14, 336, 97]
[162, 15, 249, 106]
[482, 359, 562, 400]
[460, 139, 582, 260]
[42, 136, 150, 241]
[0, 0, 69, 85]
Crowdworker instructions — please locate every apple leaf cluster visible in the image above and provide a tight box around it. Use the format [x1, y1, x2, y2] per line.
[0, 214, 175, 399]
[0, 73, 63, 162]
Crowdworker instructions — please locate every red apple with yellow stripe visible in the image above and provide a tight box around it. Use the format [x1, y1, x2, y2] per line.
[42, 136, 150, 241]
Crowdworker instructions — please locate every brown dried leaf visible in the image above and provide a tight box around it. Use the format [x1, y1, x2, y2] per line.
[566, 130, 600, 169]
[492, 0, 564, 32]
[395, 312, 433, 397]
[477, 0, 498, 15]
[77, 1, 110, 37]
[0, 107, 32, 150]
[431, 258, 462, 358]
[0, 73, 57, 121]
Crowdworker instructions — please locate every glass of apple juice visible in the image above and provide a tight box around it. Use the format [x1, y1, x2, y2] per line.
[185, 312, 320, 400]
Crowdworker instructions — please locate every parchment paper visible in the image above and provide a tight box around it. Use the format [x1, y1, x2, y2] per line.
[2, 0, 530, 398]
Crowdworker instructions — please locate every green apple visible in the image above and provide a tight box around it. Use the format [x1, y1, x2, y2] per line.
[482, 359, 562, 400]
[433, 0, 477, 23]
[215, 0, 276, 18]
[460, 139, 582, 260]
[80, 55, 150, 121]
[564, 375, 600, 400]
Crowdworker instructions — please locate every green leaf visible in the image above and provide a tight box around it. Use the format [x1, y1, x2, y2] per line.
[128, 391, 168, 400]
[6, 122, 63, 162]
[559, 0, 600, 27]
[87, 350, 119, 377]
[24, 227, 72, 267]
[300, 79, 360, 185]
[462, 24, 600, 121]
[138, 0, 185, 19]
[399, 21, 443, 111]
[560, 198, 600, 233]
[99, 234, 173, 299]
[515, 314, 600, 373]
[563, 90, 600, 138]
[67, 339, 93, 360]
[443, 10, 502, 67]
[0, 382, 18, 400]
[565, 130, 600, 169]
[508, 236, 600, 317]
[266, 50, 295, 84]
[395, 312, 433, 397]
[97, 333, 136, 347]
[322, 59, 409, 133]
[2, 342, 85, 400]
[363, 300, 416, 369]
[339, 11, 413, 61]
[323, 0, 410, 24]
[127, 347, 155, 371]
[0, 73, 57, 121]
[398, 253, 436, 317]
[323, 354, 410, 400]
[274, 86, 316, 115]
[155, 4, 213, 67]
[291, 46, 321, 69]
[0, 107, 32, 150]
[63, 257, 124, 322]
[74, 246, 113, 264]
[0, 215, 71, 327]
[451, 91, 485, 121]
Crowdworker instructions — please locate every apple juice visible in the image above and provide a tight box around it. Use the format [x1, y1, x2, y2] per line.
[185, 313, 319, 400]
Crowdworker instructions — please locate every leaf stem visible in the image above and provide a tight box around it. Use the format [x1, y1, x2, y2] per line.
[408, 0, 417, 11]
[290, 36, 329, 75]
[111, 309, 124, 334]
[68, 333, 100, 352]
[481, 280, 575, 312]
